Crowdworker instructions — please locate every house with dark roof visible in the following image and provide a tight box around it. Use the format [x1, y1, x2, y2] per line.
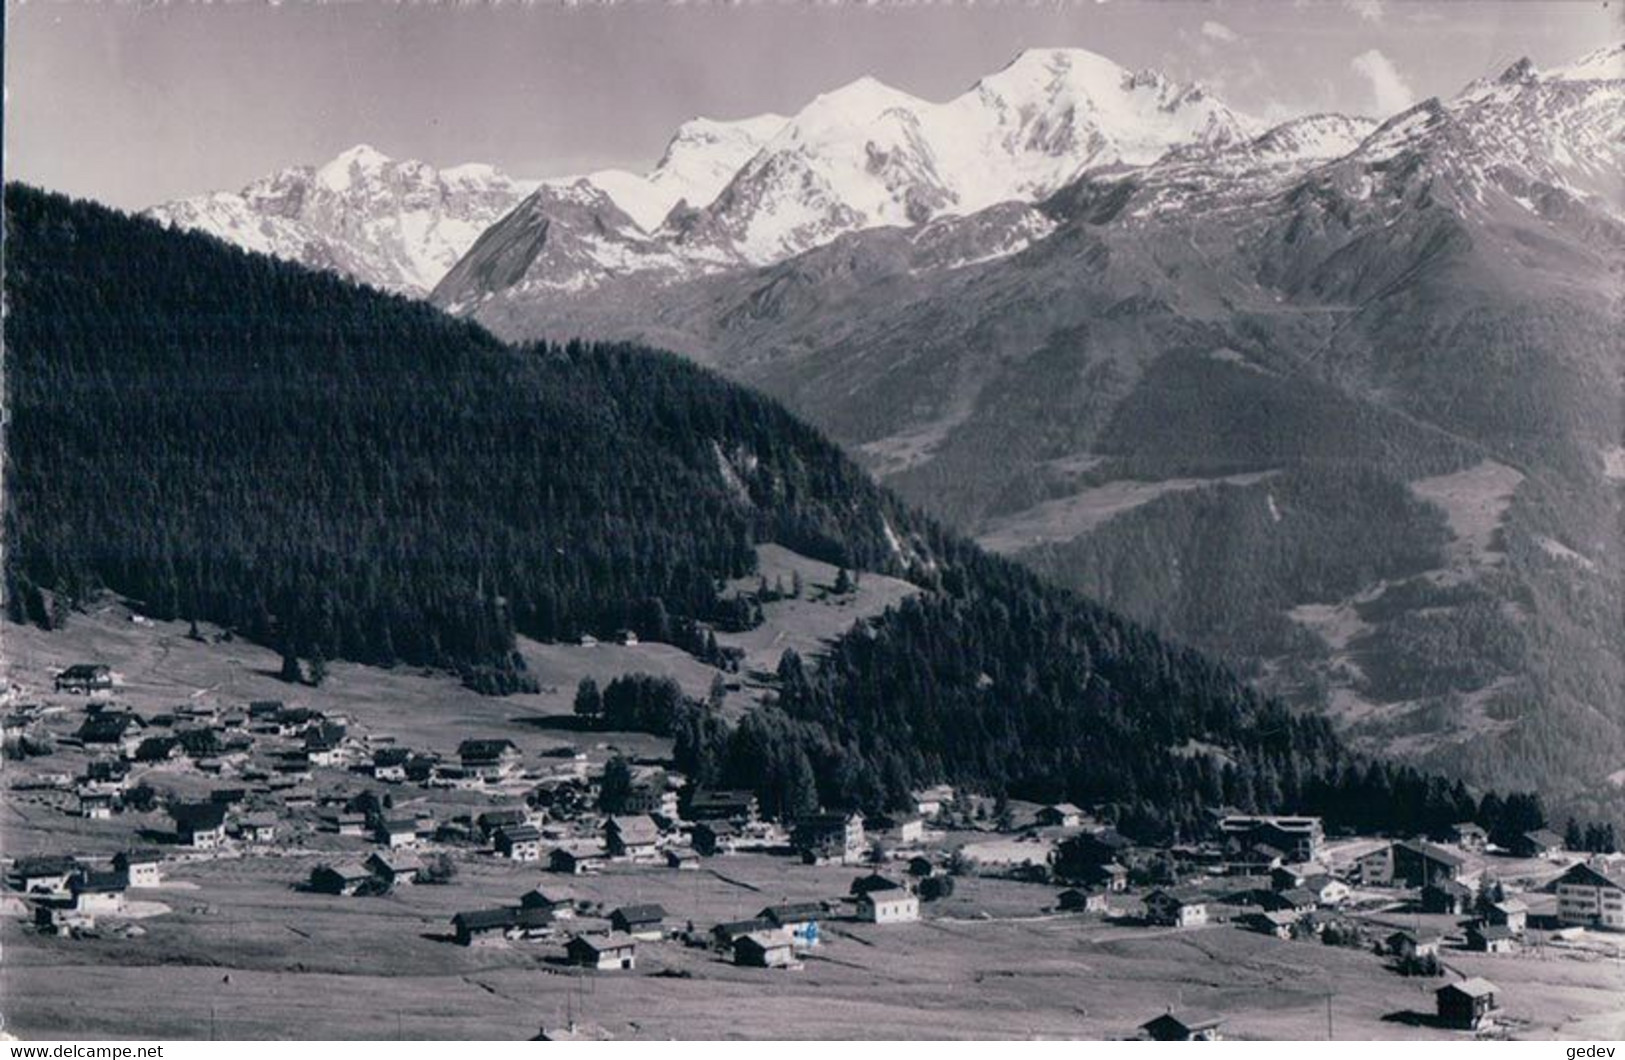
[1035, 803, 1085, 829]
[172, 802, 229, 849]
[792, 812, 866, 865]
[309, 862, 374, 896]
[70, 871, 127, 914]
[760, 901, 824, 947]
[734, 931, 795, 968]
[519, 887, 576, 918]
[693, 820, 739, 857]
[1386, 929, 1442, 961]
[495, 825, 543, 861]
[1139, 1012, 1225, 1041]
[55, 664, 113, 694]
[458, 739, 521, 780]
[1393, 840, 1466, 887]
[608, 903, 666, 939]
[453, 908, 517, 947]
[1436, 979, 1499, 1030]
[1144, 888, 1208, 928]
[687, 789, 760, 824]
[549, 843, 605, 876]
[565, 933, 637, 970]
[1449, 822, 1489, 852]
[1511, 829, 1565, 859]
[712, 918, 774, 950]
[10, 856, 80, 895]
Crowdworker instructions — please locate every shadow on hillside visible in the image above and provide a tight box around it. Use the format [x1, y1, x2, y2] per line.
[1381, 1010, 1452, 1030]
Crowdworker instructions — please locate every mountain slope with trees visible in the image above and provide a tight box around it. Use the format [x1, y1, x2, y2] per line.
[3, 184, 1574, 839]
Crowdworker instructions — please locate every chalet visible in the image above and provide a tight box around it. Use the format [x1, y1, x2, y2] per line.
[309, 862, 373, 896]
[608, 903, 666, 940]
[1449, 823, 1489, 853]
[1258, 887, 1317, 916]
[616, 629, 639, 646]
[77, 789, 116, 819]
[850, 872, 905, 897]
[1139, 1012, 1225, 1042]
[70, 871, 127, 915]
[1466, 923, 1519, 954]
[1386, 929, 1442, 961]
[477, 808, 529, 838]
[1144, 888, 1208, 928]
[372, 748, 411, 783]
[495, 825, 543, 862]
[858, 888, 919, 923]
[172, 803, 228, 849]
[760, 902, 824, 947]
[55, 664, 113, 694]
[734, 931, 795, 968]
[710, 918, 771, 950]
[453, 908, 517, 947]
[509, 907, 561, 941]
[1436, 978, 1499, 1031]
[1421, 879, 1475, 915]
[1242, 911, 1298, 939]
[1511, 829, 1565, 860]
[665, 848, 700, 871]
[1352, 843, 1394, 885]
[549, 844, 605, 876]
[113, 850, 163, 888]
[365, 850, 422, 887]
[282, 787, 317, 810]
[458, 739, 521, 781]
[693, 821, 739, 856]
[83, 758, 130, 791]
[1036, 803, 1085, 829]
[238, 813, 278, 844]
[1488, 898, 1528, 934]
[793, 812, 866, 865]
[1393, 840, 1465, 887]
[303, 726, 347, 768]
[604, 815, 661, 860]
[685, 786, 760, 829]
[565, 933, 638, 970]
[76, 712, 145, 756]
[1057, 888, 1110, 914]
[10, 856, 79, 895]
[270, 706, 322, 737]
[1077, 861, 1129, 893]
[328, 812, 368, 837]
[1554, 861, 1625, 930]
[377, 817, 419, 849]
[1302, 875, 1351, 906]
[1219, 815, 1324, 863]
[519, 888, 575, 918]
[912, 784, 955, 817]
[622, 782, 679, 821]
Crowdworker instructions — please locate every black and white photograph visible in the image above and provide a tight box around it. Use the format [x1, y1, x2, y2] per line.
[2, 0, 1622, 1043]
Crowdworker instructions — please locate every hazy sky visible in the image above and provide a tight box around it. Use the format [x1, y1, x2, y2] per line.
[7, 0, 1617, 210]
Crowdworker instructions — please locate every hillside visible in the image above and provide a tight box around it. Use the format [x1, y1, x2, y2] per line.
[432, 51, 1625, 824]
[4, 183, 1537, 837]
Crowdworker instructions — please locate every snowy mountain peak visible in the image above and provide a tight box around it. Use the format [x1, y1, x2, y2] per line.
[148, 147, 534, 295]
[315, 143, 395, 192]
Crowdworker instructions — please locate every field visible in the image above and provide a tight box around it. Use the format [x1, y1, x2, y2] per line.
[3, 597, 1624, 1041]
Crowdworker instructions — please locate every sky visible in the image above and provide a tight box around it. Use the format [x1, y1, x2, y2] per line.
[6, 0, 1618, 211]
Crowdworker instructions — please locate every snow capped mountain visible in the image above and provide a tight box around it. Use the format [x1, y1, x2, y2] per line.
[568, 114, 788, 232]
[432, 47, 1259, 309]
[147, 145, 536, 296]
[675, 48, 1257, 265]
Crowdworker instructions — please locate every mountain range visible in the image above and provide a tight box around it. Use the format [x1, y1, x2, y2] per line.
[143, 43, 1625, 821]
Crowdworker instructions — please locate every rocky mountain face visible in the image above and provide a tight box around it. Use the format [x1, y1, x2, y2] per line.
[441, 47, 1625, 822]
[146, 145, 536, 296]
